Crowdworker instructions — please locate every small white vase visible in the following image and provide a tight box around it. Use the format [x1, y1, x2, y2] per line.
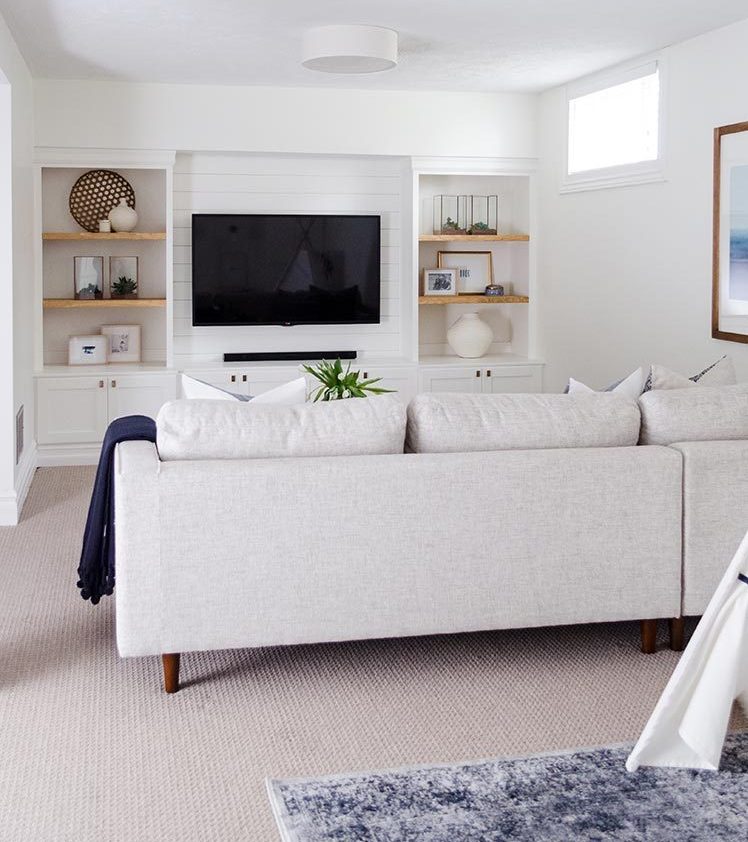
[108, 198, 138, 232]
[447, 312, 494, 358]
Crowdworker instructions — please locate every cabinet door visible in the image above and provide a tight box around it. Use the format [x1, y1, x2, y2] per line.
[107, 374, 177, 422]
[359, 365, 419, 404]
[246, 367, 303, 397]
[181, 369, 251, 398]
[419, 367, 484, 393]
[36, 376, 108, 445]
[482, 366, 543, 394]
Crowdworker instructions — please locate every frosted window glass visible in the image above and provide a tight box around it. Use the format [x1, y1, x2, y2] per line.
[568, 71, 659, 174]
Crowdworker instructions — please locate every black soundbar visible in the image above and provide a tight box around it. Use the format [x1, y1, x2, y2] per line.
[223, 350, 357, 363]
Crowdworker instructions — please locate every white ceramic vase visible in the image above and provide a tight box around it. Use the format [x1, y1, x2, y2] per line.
[447, 312, 493, 358]
[108, 198, 138, 232]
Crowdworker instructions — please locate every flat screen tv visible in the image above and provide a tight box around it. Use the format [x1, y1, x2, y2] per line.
[191, 214, 381, 326]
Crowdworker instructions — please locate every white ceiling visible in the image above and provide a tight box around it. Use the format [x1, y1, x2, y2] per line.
[2, 0, 747, 92]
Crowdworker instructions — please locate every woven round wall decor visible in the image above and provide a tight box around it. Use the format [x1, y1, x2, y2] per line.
[68, 170, 136, 232]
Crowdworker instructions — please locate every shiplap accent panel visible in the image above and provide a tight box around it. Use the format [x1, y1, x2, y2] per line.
[172, 153, 406, 365]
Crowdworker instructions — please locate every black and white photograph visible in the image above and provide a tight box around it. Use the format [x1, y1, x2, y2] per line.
[423, 267, 458, 295]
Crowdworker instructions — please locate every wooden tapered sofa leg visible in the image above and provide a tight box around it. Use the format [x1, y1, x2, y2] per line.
[640, 620, 658, 654]
[163, 653, 180, 693]
[669, 617, 686, 652]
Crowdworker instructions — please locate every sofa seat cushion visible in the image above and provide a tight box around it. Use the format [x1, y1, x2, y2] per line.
[406, 392, 640, 454]
[157, 395, 406, 461]
[639, 383, 748, 446]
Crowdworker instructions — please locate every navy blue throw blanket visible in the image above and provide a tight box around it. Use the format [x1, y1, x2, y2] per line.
[77, 415, 156, 604]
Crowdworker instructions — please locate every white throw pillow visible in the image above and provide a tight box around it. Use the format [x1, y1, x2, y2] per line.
[249, 377, 307, 406]
[647, 356, 736, 391]
[180, 374, 245, 401]
[567, 367, 646, 400]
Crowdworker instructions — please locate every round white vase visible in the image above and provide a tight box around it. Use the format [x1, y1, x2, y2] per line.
[108, 198, 138, 232]
[447, 312, 494, 358]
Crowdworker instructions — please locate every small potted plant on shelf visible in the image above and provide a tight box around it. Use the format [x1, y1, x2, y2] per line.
[302, 358, 394, 402]
[111, 275, 138, 299]
[76, 283, 102, 300]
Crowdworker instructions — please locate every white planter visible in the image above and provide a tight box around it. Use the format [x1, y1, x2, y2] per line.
[447, 312, 494, 358]
[108, 198, 138, 232]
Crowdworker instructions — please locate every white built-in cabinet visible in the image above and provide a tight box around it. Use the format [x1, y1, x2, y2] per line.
[36, 372, 176, 449]
[419, 362, 543, 394]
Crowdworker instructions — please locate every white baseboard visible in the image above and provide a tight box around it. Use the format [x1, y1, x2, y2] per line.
[0, 441, 39, 525]
[37, 443, 101, 467]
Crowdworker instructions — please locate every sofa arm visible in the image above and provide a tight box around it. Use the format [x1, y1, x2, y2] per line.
[114, 441, 162, 657]
[670, 440, 748, 615]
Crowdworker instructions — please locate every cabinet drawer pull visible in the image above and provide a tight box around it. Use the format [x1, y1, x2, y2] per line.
[363, 371, 368, 379]
[111, 380, 117, 388]
[475, 370, 481, 378]
[230, 375, 236, 383]
[242, 374, 247, 383]
[98, 380, 104, 389]
[486, 369, 492, 377]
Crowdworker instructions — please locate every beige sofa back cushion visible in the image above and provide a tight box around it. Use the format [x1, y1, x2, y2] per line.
[157, 395, 406, 461]
[639, 383, 748, 446]
[406, 392, 640, 454]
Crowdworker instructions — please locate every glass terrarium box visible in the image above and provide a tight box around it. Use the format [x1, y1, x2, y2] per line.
[468, 195, 498, 235]
[433, 195, 469, 235]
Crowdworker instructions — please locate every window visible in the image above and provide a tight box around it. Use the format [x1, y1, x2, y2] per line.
[564, 61, 664, 191]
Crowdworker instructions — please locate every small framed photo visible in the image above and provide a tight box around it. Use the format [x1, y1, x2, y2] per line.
[109, 256, 139, 299]
[68, 335, 107, 365]
[74, 256, 104, 300]
[437, 250, 494, 294]
[423, 268, 458, 296]
[101, 324, 141, 363]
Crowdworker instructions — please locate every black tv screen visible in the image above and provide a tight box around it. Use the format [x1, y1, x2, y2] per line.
[191, 214, 381, 326]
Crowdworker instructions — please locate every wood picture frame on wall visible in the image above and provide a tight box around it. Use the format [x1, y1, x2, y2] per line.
[713, 120, 748, 343]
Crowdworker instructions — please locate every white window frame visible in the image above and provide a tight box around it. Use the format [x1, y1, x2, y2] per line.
[561, 54, 667, 193]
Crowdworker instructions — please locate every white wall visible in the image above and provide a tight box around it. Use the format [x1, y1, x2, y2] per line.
[173, 152, 409, 365]
[34, 81, 537, 160]
[0, 11, 34, 525]
[538, 17, 748, 392]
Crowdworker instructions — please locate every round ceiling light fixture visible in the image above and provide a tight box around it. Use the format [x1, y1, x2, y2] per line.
[302, 25, 398, 74]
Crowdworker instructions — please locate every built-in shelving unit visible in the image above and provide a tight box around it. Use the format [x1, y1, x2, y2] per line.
[42, 232, 167, 241]
[43, 298, 167, 309]
[418, 233, 529, 243]
[419, 294, 529, 305]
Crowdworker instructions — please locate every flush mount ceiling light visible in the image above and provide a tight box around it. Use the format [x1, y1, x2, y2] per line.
[302, 25, 398, 74]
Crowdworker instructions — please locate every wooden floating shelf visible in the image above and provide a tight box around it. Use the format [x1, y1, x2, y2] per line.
[419, 295, 529, 305]
[43, 232, 167, 241]
[43, 298, 166, 309]
[419, 234, 529, 242]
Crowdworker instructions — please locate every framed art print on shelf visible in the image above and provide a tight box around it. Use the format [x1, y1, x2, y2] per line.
[423, 268, 459, 296]
[68, 335, 107, 366]
[437, 250, 494, 294]
[713, 121, 748, 342]
[101, 324, 141, 363]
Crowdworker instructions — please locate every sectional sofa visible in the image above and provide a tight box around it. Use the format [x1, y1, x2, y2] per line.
[114, 385, 748, 692]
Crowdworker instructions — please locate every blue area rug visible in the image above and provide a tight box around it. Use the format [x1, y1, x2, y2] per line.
[267, 732, 748, 841]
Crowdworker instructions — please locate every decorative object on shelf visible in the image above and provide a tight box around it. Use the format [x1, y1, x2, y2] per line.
[437, 250, 494, 294]
[302, 358, 394, 401]
[101, 324, 141, 363]
[109, 256, 139, 299]
[74, 256, 104, 299]
[68, 334, 107, 365]
[468, 195, 498, 235]
[713, 121, 748, 343]
[433, 195, 469, 235]
[108, 197, 138, 233]
[423, 268, 458, 296]
[484, 284, 505, 296]
[447, 312, 494, 358]
[98, 219, 111, 233]
[68, 169, 136, 233]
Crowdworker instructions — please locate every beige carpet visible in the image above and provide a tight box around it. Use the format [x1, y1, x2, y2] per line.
[1, 468, 745, 841]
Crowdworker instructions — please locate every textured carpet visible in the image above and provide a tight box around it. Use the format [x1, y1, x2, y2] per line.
[1, 467, 746, 841]
[269, 733, 748, 841]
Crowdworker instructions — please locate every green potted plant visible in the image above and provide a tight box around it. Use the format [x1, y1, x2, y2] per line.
[302, 358, 394, 402]
[111, 275, 138, 299]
